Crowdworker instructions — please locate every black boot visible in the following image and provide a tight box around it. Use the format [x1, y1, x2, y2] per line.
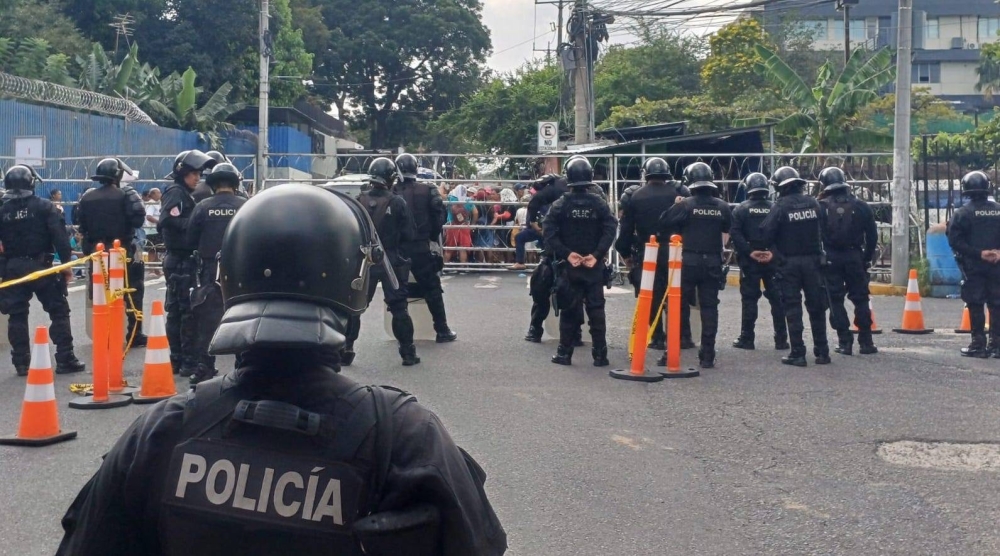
[648, 339, 666, 351]
[592, 346, 609, 367]
[782, 349, 808, 367]
[435, 326, 458, 343]
[524, 326, 543, 343]
[732, 336, 755, 350]
[699, 349, 715, 369]
[962, 334, 990, 358]
[399, 345, 421, 366]
[680, 335, 697, 350]
[55, 355, 86, 375]
[774, 337, 790, 350]
[14, 365, 28, 377]
[815, 348, 832, 365]
[858, 330, 878, 355]
[551, 345, 573, 366]
[655, 354, 667, 367]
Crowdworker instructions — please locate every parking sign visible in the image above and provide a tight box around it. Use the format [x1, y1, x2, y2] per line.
[538, 121, 558, 153]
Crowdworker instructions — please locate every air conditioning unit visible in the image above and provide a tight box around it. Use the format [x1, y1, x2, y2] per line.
[951, 37, 964, 49]
[968, 42, 978, 49]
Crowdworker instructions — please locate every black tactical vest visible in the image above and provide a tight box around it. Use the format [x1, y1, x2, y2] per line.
[958, 199, 1000, 251]
[359, 190, 398, 253]
[552, 192, 605, 256]
[775, 194, 823, 257]
[159, 377, 406, 556]
[821, 193, 859, 251]
[398, 180, 431, 241]
[0, 195, 55, 258]
[78, 185, 136, 254]
[196, 194, 247, 261]
[738, 198, 773, 251]
[679, 196, 728, 255]
[631, 182, 683, 241]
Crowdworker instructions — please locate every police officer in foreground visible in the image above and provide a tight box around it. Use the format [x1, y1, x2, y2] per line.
[77, 158, 149, 345]
[57, 184, 507, 556]
[394, 153, 457, 343]
[185, 163, 247, 384]
[159, 149, 215, 376]
[817, 167, 879, 356]
[947, 171, 1000, 358]
[760, 167, 831, 367]
[342, 158, 420, 366]
[730, 172, 788, 351]
[544, 157, 617, 367]
[660, 162, 732, 369]
[615, 157, 689, 351]
[0, 166, 85, 376]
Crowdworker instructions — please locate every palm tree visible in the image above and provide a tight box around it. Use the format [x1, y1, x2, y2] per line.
[975, 43, 1000, 101]
[751, 45, 896, 153]
[144, 68, 245, 148]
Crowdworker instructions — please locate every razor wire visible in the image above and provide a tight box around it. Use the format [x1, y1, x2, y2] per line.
[0, 72, 156, 126]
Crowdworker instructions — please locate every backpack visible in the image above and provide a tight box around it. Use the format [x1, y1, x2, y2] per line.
[824, 194, 856, 249]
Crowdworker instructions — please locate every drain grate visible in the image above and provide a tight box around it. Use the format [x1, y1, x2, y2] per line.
[878, 440, 1000, 472]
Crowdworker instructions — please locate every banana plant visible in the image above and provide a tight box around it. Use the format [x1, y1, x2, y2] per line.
[744, 45, 896, 153]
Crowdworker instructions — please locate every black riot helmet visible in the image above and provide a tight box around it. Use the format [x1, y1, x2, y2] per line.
[3, 165, 41, 191]
[961, 171, 991, 195]
[206, 163, 241, 191]
[368, 157, 397, 189]
[683, 162, 717, 191]
[818, 167, 850, 193]
[169, 149, 214, 180]
[210, 184, 390, 355]
[770, 166, 806, 194]
[643, 157, 672, 181]
[565, 157, 594, 188]
[205, 150, 228, 167]
[743, 172, 770, 196]
[395, 153, 419, 180]
[90, 158, 134, 185]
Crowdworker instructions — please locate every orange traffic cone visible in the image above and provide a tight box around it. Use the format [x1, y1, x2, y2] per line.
[133, 301, 177, 404]
[0, 327, 77, 446]
[955, 305, 972, 334]
[853, 300, 883, 335]
[892, 269, 934, 334]
[610, 235, 665, 383]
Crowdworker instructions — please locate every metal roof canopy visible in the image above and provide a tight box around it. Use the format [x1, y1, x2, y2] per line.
[555, 124, 770, 156]
[594, 121, 687, 143]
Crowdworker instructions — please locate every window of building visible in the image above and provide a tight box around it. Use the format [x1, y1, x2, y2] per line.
[831, 19, 866, 41]
[912, 62, 941, 83]
[793, 20, 828, 41]
[979, 17, 1000, 40]
[926, 17, 939, 39]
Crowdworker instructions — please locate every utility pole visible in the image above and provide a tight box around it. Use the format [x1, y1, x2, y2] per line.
[843, 4, 851, 64]
[557, 0, 565, 48]
[891, 0, 913, 286]
[573, 0, 591, 145]
[257, 0, 270, 193]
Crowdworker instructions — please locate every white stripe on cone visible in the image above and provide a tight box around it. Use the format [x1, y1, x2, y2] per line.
[111, 249, 125, 289]
[29, 340, 51, 370]
[24, 383, 56, 403]
[643, 243, 658, 261]
[145, 348, 171, 365]
[640, 269, 655, 291]
[904, 300, 922, 312]
[148, 312, 166, 337]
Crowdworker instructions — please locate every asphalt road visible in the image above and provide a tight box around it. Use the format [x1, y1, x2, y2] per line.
[1, 273, 999, 555]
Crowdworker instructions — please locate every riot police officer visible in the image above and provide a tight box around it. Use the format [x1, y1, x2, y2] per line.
[660, 162, 732, 369]
[523, 171, 574, 343]
[543, 158, 617, 367]
[159, 149, 215, 376]
[342, 158, 420, 366]
[615, 157, 690, 350]
[817, 167, 879, 356]
[730, 172, 788, 351]
[394, 153, 457, 343]
[185, 163, 247, 384]
[0, 166, 85, 376]
[58, 184, 507, 556]
[77, 158, 148, 345]
[760, 167, 831, 367]
[947, 171, 1000, 358]
[191, 150, 224, 203]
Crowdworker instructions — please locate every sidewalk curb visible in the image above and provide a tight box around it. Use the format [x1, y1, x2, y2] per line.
[726, 273, 907, 296]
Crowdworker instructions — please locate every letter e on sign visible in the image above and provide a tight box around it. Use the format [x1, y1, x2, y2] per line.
[538, 122, 559, 153]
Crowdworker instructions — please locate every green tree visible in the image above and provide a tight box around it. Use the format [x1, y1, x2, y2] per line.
[857, 87, 972, 135]
[753, 44, 896, 152]
[0, 37, 76, 86]
[143, 68, 245, 147]
[594, 26, 704, 124]
[976, 42, 1000, 101]
[601, 95, 789, 135]
[269, 0, 314, 106]
[700, 18, 773, 104]
[0, 0, 91, 58]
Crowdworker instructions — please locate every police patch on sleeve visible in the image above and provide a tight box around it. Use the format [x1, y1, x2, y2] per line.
[164, 439, 365, 532]
[170, 206, 181, 217]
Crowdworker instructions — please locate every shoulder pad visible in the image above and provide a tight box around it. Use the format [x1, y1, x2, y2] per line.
[121, 185, 137, 195]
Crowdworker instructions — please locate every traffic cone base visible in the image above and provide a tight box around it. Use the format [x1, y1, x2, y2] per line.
[133, 301, 178, 404]
[893, 327, 934, 335]
[68, 394, 133, 410]
[609, 368, 663, 382]
[1, 327, 78, 447]
[661, 369, 700, 379]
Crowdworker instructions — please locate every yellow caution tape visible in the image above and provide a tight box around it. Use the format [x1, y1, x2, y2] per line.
[68, 384, 93, 396]
[0, 253, 99, 290]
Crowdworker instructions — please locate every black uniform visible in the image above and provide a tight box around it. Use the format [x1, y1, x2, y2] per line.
[76, 183, 147, 337]
[345, 188, 417, 356]
[57, 359, 508, 556]
[730, 196, 787, 347]
[660, 194, 732, 359]
[158, 182, 199, 374]
[615, 180, 690, 347]
[760, 191, 830, 361]
[947, 197, 1000, 353]
[543, 190, 617, 356]
[819, 190, 878, 348]
[396, 178, 451, 334]
[0, 191, 78, 371]
[525, 178, 572, 339]
[186, 192, 247, 376]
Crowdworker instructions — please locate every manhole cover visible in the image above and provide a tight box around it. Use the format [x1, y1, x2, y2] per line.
[878, 440, 1000, 472]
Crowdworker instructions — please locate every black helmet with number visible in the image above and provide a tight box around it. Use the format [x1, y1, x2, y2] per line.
[210, 184, 388, 355]
[3, 165, 41, 190]
[565, 157, 594, 188]
[643, 157, 672, 181]
[206, 163, 241, 191]
[683, 162, 716, 191]
[205, 150, 228, 167]
[743, 172, 770, 195]
[394, 153, 419, 180]
[770, 166, 806, 192]
[90, 158, 134, 185]
[168, 149, 213, 180]
[818, 167, 849, 193]
[367, 157, 396, 189]
[961, 171, 991, 195]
